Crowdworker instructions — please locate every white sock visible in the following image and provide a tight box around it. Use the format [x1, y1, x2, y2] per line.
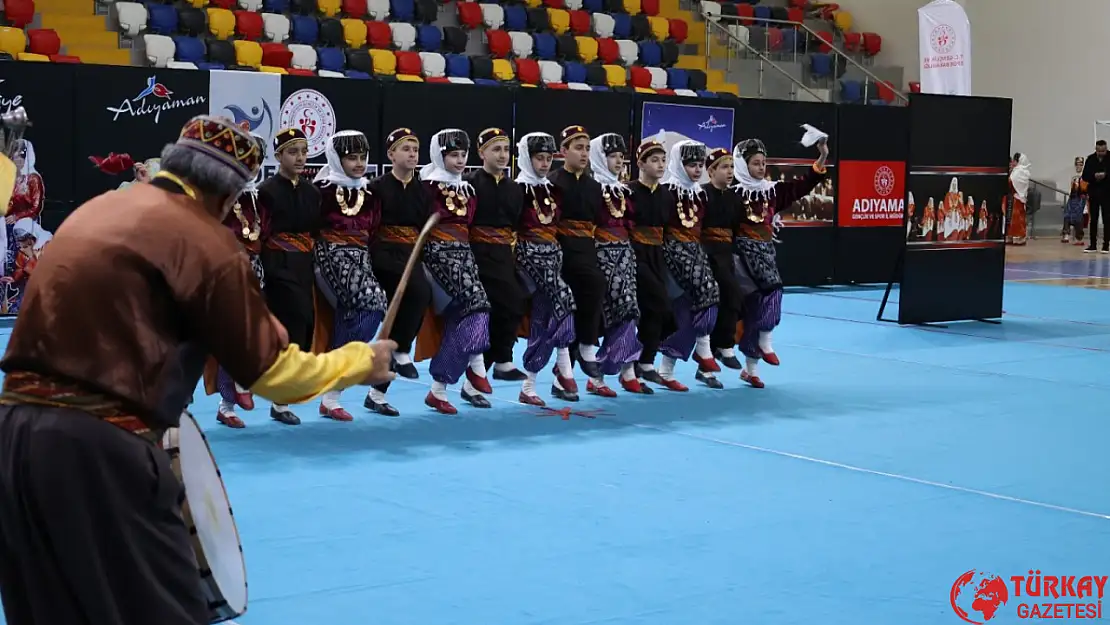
[745, 357, 760, 377]
[718, 347, 736, 359]
[233, 382, 248, 394]
[556, 347, 573, 377]
[367, 387, 387, 403]
[521, 372, 537, 396]
[590, 376, 605, 387]
[701, 370, 717, 379]
[758, 331, 774, 353]
[431, 381, 448, 400]
[272, 403, 291, 413]
[694, 336, 712, 359]
[218, 399, 236, 414]
[578, 344, 599, 362]
[394, 352, 413, 366]
[640, 363, 655, 372]
[462, 379, 481, 395]
[495, 362, 516, 372]
[322, 390, 341, 410]
[620, 363, 637, 381]
[659, 356, 676, 381]
[468, 354, 487, 377]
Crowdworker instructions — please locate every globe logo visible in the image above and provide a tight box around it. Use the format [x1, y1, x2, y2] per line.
[950, 569, 1010, 624]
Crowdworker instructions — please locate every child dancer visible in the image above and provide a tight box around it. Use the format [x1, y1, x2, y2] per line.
[1064, 156, 1087, 245]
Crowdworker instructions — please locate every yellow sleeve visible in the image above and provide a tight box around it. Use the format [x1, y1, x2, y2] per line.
[249, 342, 376, 405]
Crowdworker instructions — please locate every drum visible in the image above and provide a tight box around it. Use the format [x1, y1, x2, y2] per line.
[163, 412, 248, 624]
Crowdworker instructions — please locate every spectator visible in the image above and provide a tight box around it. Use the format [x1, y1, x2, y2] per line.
[1081, 140, 1110, 253]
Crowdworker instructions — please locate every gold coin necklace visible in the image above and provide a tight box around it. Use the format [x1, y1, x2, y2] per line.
[336, 186, 365, 216]
[233, 201, 260, 242]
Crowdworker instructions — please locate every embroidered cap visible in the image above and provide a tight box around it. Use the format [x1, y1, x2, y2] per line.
[560, 125, 589, 147]
[386, 127, 418, 152]
[177, 115, 262, 182]
[477, 127, 510, 152]
[333, 131, 370, 158]
[679, 142, 708, 166]
[600, 133, 627, 156]
[635, 139, 665, 162]
[526, 133, 557, 156]
[706, 147, 732, 169]
[735, 138, 767, 161]
[274, 127, 307, 154]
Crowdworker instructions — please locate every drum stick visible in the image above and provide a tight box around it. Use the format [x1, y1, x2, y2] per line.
[376, 212, 441, 341]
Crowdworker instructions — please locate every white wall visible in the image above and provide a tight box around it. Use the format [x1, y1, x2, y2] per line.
[826, 0, 929, 86]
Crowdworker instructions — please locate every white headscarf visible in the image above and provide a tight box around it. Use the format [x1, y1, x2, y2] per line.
[515, 132, 554, 189]
[1010, 154, 1031, 203]
[313, 130, 369, 189]
[731, 141, 777, 200]
[660, 139, 707, 201]
[419, 129, 474, 195]
[243, 135, 264, 194]
[12, 217, 51, 251]
[588, 134, 628, 195]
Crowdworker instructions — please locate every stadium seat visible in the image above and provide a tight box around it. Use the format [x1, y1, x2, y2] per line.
[839, 79, 862, 103]
[341, 0, 367, 15]
[646, 15, 668, 40]
[319, 18, 343, 45]
[810, 53, 832, 78]
[621, 0, 639, 14]
[769, 5, 787, 22]
[699, 0, 719, 20]
[346, 70, 372, 78]
[445, 53, 470, 77]
[471, 56, 493, 79]
[637, 40, 660, 66]
[316, 45, 344, 70]
[390, 21, 417, 49]
[516, 57, 540, 84]
[563, 60, 585, 83]
[568, 9, 589, 34]
[26, 29, 60, 56]
[659, 40, 678, 65]
[260, 42, 292, 67]
[628, 65, 650, 89]
[766, 27, 783, 52]
[419, 51, 445, 76]
[862, 32, 882, 56]
[442, 25, 467, 52]
[734, 3, 753, 24]
[602, 64, 625, 87]
[366, 20, 391, 47]
[263, 0, 289, 12]
[527, 7, 549, 31]
[233, 39, 263, 67]
[341, 17, 368, 46]
[815, 30, 833, 53]
[503, 4, 527, 30]
[542, 0, 563, 8]
[597, 37, 618, 63]
[174, 7, 204, 35]
[615, 38, 637, 65]
[786, 7, 803, 22]
[612, 13, 631, 38]
[666, 67, 687, 89]
[833, 10, 852, 32]
[414, 0, 437, 22]
[368, 47, 395, 74]
[592, 12, 614, 38]
[260, 65, 287, 74]
[234, 10, 264, 39]
[668, 18, 687, 43]
[173, 35, 206, 63]
[584, 63, 605, 86]
[367, 0, 389, 19]
[480, 3, 504, 28]
[142, 33, 175, 66]
[686, 68, 706, 91]
[287, 68, 314, 75]
[390, 0, 415, 21]
[168, 60, 197, 69]
[509, 31, 533, 57]
[396, 74, 423, 82]
[547, 7, 569, 34]
[753, 5, 770, 22]
[575, 36, 596, 63]
[50, 54, 81, 63]
[396, 50, 421, 76]
[208, 38, 236, 65]
[448, 76, 475, 84]
[5, 0, 34, 29]
[290, 15, 319, 44]
[538, 59, 562, 84]
[491, 57, 514, 81]
[457, 1, 482, 28]
[290, 0, 318, 14]
[646, 66, 665, 89]
[876, 80, 895, 103]
[318, 69, 345, 77]
[147, 4, 179, 34]
[347, 48, 373, 72]
[533, 32, 555, 59]
[563, 0, 581, 9]
[262, 14, 291, 40]
[115, 2, 147, 36]
[288, 43, 318, 69]
[16, 52, 48, 62]
[553, 33, 574, 59]
[240, 0, 264, 11]
[486, 29, 511, 58]
[417, 24, 442, 50]
[843, 31, 861, 53]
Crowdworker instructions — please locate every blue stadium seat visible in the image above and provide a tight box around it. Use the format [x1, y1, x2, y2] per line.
[146, 3, 178, 34]
[753, 5, 771, 22]
[781, 28, 796, 53]
[172, 35, 205, 63]
[291, 15, 319, 44]
[695, 90, 717, 98]
[637, 40, 661, 66]
[345, 70, 372, 78]
[474, 78, 499, 86]
[317, 46, 345, 71]
[390, 0, 415, 22]
[591, 85, 609, 91]
[417, 24, 441, 50]
[504, 5, 527, 30]
[263, 0, 289, 12]
[533, 32, 556, 59]
[611, 13, 631, 38]
[839, 79, 862, 103]
[810, 53, 833, 78]
[445, 53, 470, 77]
[197, 62, 225, 70]
[563, 61, 587, 83]
[666, 67, 688, 89]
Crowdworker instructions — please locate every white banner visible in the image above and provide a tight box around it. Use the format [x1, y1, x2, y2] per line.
[918, 0, 971, 96]
[208, 70, 282, 161]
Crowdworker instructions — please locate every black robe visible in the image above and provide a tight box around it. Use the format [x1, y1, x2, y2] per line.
[701, 182, 744, 350]
[549, 167, 606, 345]
[628, 180, 676, 364]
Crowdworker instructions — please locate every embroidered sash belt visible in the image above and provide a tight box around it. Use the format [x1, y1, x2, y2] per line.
[265, 232, 315, 252]
[701, 227, 733, 244]
[471, 226, 514, 245]
[557, 219, 595, 239]
[520, 226, 557, 244]
[377, 225, 418, 244]
[429, 223, 470, 243]
[320, 229, 368, 246]
[594, 226, 629, 243]
[666, 228, 700, 244]
[630, 226, 664, 246]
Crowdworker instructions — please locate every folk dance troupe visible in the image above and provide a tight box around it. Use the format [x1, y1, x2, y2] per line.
[195, 120, 829, 425]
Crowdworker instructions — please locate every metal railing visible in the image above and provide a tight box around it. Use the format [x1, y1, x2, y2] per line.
[702, 13, 909, 104]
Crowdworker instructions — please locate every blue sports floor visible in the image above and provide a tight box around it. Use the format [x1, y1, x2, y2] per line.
[5, 247, 1110, 624]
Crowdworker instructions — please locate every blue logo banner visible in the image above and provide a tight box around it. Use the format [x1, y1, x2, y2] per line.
[640, 101, 735, 153]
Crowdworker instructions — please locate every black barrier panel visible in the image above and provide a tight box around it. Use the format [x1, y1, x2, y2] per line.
[517, 88, 633, 148]
[0, 62, 77, 226]
[279, 76, 381, 178]
[835, 104, 909, 284]
[380, 82, 514, 170]
[899, 244, 1005, 324]
[909, 93, 1012, 168]
[73, 66, 210, 201]
[734, 98, 838, 162]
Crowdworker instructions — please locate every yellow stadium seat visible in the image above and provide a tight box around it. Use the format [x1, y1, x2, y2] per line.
[602, 64, 626, 87]
[186, 0, 206, 8]
[833, 10, 853, 32]
[546, 8, 570, 35]
[522, 83, 538, 88]
[260, 65, 287, 74]
[232, 40, 263, 68]
[206, 8, 235, 39]
[0, 27, 26, 57]
[492, 58, 515, 81]
[647, 16, 669, 40]
[621, 0, 640, 15]
[634, 87, 655, 94]
[16, 52, 48, 62]
[318, 0, 340, 16]
[523, 0, 540, 7]
[396, 74, 423, 82]
[341, 18, 367, 47]
[369, 48, 396, 75]
[575, 36, 597, 63]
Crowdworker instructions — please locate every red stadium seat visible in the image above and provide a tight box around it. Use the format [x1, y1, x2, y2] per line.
[568, 10, 590, 35]
[815, 30, 833, 53]
[342, 0, 366, 17]
[546, 82, 568, 90]
[486, 29, 511, 58]
[842, 31, 861, 52]
[234, 10, 264, 40]
[640, 0, 658, 16]
[909, 81, 921, 93]
[210, 0, 236, 9]
[26, 28, 60, 56]
[629, 66, 651, 89]
[735, 4, 753, 25]
[862, 32, 882, 56]
[427, 76, 451, 83]
[366, 20, 392, 47]
[516, 58, 540, 84]
[596, 37, 618, 63]
[542, 0, 564, 8]
[668, 18, 686, 43]
[656, 88, 675, 96]
[4, 0, 34, 28]
[260, 42, 292, 67]
[395, 50, 422, 75]
[456, 2, 483, 29]
[49, 54, 81, 63]
[288, 68, 315, 76]
[786, 7, 803, 23]
[876, 81, 895, 103]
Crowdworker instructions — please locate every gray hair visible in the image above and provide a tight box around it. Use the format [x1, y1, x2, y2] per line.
[159, 143, 248, 199]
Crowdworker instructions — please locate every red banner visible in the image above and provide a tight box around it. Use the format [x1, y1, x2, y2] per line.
[837, 160, 906, 227]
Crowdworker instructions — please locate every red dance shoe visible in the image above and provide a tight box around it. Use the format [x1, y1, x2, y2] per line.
[466, 369, 493, 394]
[319, 403, 354, 421]
[519, 391, 546, 407]
[588, 379, 617, 397]
[618, 377, 644, 394]
[693, 354, 721, 373]
[216, 410, 245, 429]
[659, 378, 689, 392]
[235, 391, 255, 410]
[761, 351, 780, 366]
[425, 392, 458, 415]
[551, 365, 579, 394]
[740, 370, 765, 388]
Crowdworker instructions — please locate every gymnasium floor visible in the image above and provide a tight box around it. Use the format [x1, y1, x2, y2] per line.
[6, 237, 1110, 624]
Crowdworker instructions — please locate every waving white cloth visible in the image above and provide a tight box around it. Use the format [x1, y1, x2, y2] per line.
[800, 123, 828, 148]
[515, 132, 553, 190]
[419, 128, 474, 195]
[659, 139, 706, 201]
[312, 130, 369, 189]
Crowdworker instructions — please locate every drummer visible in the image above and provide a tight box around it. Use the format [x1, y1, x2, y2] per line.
[0, 116, 395, 625]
